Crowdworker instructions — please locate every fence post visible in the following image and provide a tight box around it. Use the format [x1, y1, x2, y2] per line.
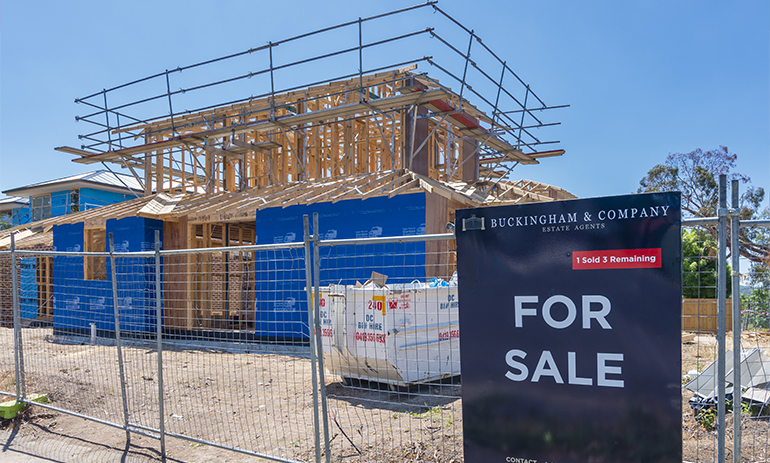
[154, 230, 167, 460]
[313, 212, 332, 463]
[109, 233, 131, 440]
[304, 215, 322, 463]
[10, 232, 25, 400]
[717, 174, 727, 462]
[731, 180, 742, 462]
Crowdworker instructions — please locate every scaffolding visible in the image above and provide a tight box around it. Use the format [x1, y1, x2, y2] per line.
[55, 1, 566, 200]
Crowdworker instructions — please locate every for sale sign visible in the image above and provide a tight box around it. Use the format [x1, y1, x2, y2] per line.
[456, 193, 681, 463]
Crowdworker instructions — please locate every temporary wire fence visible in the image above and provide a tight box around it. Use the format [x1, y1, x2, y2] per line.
[680, 176, 770, 463]
[1, 200, 769, 462]
[738, 260, 770, 463]
[0, 232, 321, 463]
[315, 224, 461, 462]
[681, 224, 727, 462]
[0, 251, 16, 397]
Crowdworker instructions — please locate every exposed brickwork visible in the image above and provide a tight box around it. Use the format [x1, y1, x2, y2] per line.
[0, 245, 53, 327]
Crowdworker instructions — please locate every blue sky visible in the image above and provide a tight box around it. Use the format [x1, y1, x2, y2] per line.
[1, 0, 768, 206]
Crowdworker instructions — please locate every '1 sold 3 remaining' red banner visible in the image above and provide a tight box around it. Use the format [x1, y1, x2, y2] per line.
[573, 248, 662, 270]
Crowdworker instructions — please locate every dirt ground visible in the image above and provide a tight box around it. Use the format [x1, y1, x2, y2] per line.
[0, 327, 463, 463]
[682, 331, 770, 463]
[2, 327, 770, 462]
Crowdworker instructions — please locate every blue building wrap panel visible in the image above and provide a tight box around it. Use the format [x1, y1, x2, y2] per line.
[80, 187, 132, 211]
[107, 217, 163, 333]
[50, 191, 70, 217]
[52, 218, 162, 334]
[19, 258, 39, 319]
[253, 193, 427, 340]
[106, 216, 163, 252]
[53, 222, 89, 331]
[12, 206, 31, 226]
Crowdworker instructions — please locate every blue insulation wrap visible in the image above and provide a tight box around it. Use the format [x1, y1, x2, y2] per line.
[19, 258, 39, 319]
[12, 206, 32, 226]
[50, 191, 70, 217]
[53, 222, 87, 331]
[79, 187, 132, 211]
[253, 193, 427, 341]
[52, 218, 162, 335]
[107, 217, 163, 333]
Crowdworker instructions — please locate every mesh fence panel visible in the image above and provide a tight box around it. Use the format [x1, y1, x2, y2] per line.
[736, 256, 770, 463]
[18, 252, 128, 426]
[681, 228, 721, 462]
[317, 237, 462, 462]
[3, 244, 319, 463]
[112, 254, 159, 434]
[158, 246, 317, 462]
[0, 250, 16, 398]
[681, 224, 770, 463]
[3, 222, 769, 462]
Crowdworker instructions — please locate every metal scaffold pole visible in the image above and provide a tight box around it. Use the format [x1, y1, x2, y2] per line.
[10, 232, 26, 401]
[731, 180, 742, 462]
[155, 230, 167, 460]
[313, 212, 331, 463]
[717, 174, 727, 462]
[109, 233, 131, 442]
[304, 215, 322, 463]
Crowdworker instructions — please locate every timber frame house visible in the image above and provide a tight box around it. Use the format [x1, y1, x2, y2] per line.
[54, 3, 567, 200]
[57, 65, 565, 197]
[2, 3, 574, 332]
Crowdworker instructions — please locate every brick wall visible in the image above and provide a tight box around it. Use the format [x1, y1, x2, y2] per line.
[0, 244, 53, 327]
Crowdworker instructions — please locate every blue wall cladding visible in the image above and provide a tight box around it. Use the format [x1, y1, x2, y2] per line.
[52, 217, 162, 335]
[12, 206, 32, 226]
[107, 216, 163, 252]
[19, 258, 39, 319]
[50, 191, 71, 217]
[79, 187, 132, 211]
[107, 217, 163, 333]
[253, 193, 427, 341]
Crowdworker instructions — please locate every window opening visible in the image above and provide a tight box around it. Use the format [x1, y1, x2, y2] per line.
[84, 228, 107, 280]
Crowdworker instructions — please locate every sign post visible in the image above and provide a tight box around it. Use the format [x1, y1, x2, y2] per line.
[456, 193, 681, 463]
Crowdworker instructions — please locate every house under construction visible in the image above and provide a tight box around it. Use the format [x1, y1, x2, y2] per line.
[1, 2, 574, 338]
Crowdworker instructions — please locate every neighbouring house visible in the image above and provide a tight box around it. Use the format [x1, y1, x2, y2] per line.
[0, 196, 28, 229]
[1, 170, 143, 226]
[0, 170, 142, 326]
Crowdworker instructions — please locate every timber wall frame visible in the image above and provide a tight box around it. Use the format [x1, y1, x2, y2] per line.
[0, 172, 576, 251]
[0, 171, 576, 331]
[56, 2, 566, 202]
[28, 1, 577, 327]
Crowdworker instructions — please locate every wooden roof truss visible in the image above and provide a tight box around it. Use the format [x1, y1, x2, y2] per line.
[0, 169, 574, 250]
[56, 4, 566, 204]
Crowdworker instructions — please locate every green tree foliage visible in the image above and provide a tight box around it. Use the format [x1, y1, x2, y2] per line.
[682, 229, 731, 299]
[743, 249, 770, 331]
[742, 284, 769, 331]
[0, 212, 11, 231]
[638, 146, 768, 264]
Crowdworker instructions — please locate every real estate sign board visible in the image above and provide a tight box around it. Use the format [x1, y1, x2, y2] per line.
[455, 192, 682, 463]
